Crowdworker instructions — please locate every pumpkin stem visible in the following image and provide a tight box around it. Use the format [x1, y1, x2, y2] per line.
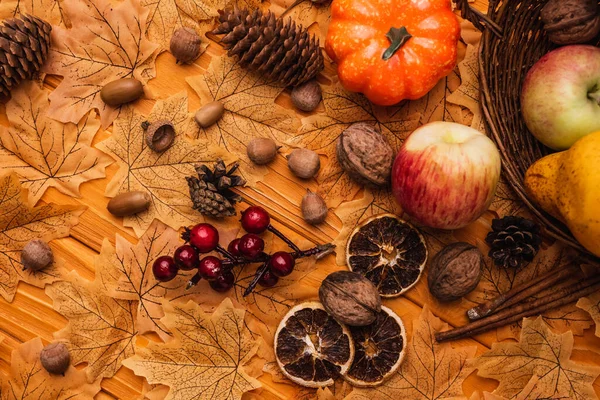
[382, 26, 412, 61]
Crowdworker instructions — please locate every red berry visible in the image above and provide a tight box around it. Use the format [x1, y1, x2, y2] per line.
[241, 206, 270, 234]
[153, 256, 178, 282]
[209, 270, 235, 292]
[188, 223, 219, 253]
[238, 233, 265, 259]
[174, 245, 199, 271]
[269, 252, 295, 277]
[258, 270, 279, 287]
[198, 256, 223, 280]
[227, 238, 242, 257]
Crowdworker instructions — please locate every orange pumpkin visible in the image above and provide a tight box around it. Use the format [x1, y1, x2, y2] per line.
[325, 0, 461, 106]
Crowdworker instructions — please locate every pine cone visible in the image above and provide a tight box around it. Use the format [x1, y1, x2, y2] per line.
[0, 14, 52, 97]
[186, 159, 246, 218]
[213, 6, 324, 87]
[485, 216, 542, 269]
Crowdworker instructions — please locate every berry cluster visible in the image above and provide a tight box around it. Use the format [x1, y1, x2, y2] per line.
[152, 206, 334, 295]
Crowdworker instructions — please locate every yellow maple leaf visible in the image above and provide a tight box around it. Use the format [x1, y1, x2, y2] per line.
[0, 82, 112, 204]
[577, 291, 600, 338]
[142, 0, 263, 51]
[96, 91, 233, 236]
[0, 173, 84, 302]
[45, 271, 138, 383]
[43, 0, 159, 127]
[186, 55, 300, 187]
[345, 306, 476, 400]
[0, 0, 69, 26]
[0, 337, 101, 399]
[97, 220, 200, 341]
[473, 316, 600, 400]
[123, 298, 262, 400]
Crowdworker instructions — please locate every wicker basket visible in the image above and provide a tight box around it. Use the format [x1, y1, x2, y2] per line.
[456, 0, 600, 258]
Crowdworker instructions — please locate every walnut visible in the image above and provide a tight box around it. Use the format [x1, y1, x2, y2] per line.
[428, 242, 483, 302]
[541, 0, 600, 45]
[319, 270, 382, 326]
[336, 123, 393, 187]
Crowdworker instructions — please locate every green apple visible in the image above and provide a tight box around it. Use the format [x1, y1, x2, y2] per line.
[521, 45, 600, 151]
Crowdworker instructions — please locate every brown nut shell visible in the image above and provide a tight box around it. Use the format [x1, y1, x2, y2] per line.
[319, 270, 382, 326]
[21, 239, 53, 272]
[301, 189, 327, 225]
[144, 119, 175, 152]
[40, 342, 70, 375]
[107, 191, 151, 217]
[100, 78, 144, 107]
[170, 27, 203, 64]
[195, 101, 225, 128]
[541, 0, 600, 45]
[336, 122, 393, 187]
[247, 137, 280, 165]
[287, 148, 320, 179]
[291, 80, 322, 112]
[428, 242, 483, 302]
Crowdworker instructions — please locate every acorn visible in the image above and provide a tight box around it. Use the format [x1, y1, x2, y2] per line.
[247, 138, 280, 165]
[40, 342, 70, 375]
[100, 78, 144, 107]
[287, 148, 320, 179]
[194, 101, 225, 128]
[21, 239, 53, 272]
[142, 120, 175, 152]
[170, 27, 203, 64]
[301, 189, 327, 224]
[291, 80, 322, 112]
[107, 191, 151, 217]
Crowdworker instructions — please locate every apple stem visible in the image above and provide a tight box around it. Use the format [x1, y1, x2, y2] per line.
[589, 89, 600, 105]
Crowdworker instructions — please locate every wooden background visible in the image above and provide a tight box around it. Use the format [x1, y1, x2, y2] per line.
[1, 0, 600, 398]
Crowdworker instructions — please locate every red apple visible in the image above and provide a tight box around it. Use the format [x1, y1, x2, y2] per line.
[392, 122, 501, 230]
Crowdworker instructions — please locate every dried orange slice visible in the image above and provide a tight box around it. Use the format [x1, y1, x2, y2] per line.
[344, 306, 407, 387]
[346, 214, 427, 297]
[274, 302, 354, 388]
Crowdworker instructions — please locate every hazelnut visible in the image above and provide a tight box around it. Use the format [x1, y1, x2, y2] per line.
[170, 27, 203, 64]
[541, 0, 600, 45]
[247, 137, 280, 165]
[195, 101, 225, 128]
[301, 189, 327, 225]
[428, 242, 483, 302]
[291, 80, 322, 112]
[336, 122, 393, 187]
[40, 342, 70, 375]
[21, 239, 53, 272]
[287, 148, 320, 179]
[143, 120, 175, 152]
[319, 270, 382, 326]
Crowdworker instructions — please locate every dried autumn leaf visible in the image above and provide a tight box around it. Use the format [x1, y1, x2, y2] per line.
[577, 292, 600, 338]
[96, 91, 232, 236]
[142, 0, 262, 51]
[43, 0, 159, 127]
[45, 271, 137, 383]
[98, 220, 198, 341]
[186, 55, 300, 186]
[0, 337, 101, 399]
[0, 0, 68, 26]
[473, 316, 600, 400]
[466, 243, 592, 340]
[123, 298, 262, 400]
[346, 306, 476, 400]
[0, 173, 84, 302]
[269, 0, 330, 44]
[287, 78, 420, 207]
[489, 175, 529, 219]
[0, 82, 112, 204]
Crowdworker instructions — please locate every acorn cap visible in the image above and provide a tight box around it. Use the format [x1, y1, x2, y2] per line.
[170, 27, 203, 64]
[143, 120, 175, 152]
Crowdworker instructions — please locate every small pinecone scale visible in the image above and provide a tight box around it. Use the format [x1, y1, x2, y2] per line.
[213, 6, 324, 87]
[485, 216, 542, 269]
[187, 159, 246, 218]
[0, 14, 52, 97]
